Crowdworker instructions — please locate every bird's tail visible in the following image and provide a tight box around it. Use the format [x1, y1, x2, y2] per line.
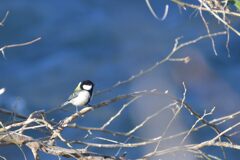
[60, 101, 69, 108]
[46, 101, 69, 114]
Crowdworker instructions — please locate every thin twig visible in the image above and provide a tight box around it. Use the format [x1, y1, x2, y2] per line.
[100, 96, 141, 129]
[0, 11, 9, 26]
[95, 31, 226, 96]
[0, 37, 41, 58]
[171, 0, 240, 17]
[181, 107, 215, 144]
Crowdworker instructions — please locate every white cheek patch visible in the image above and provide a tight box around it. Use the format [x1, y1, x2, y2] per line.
[83, 84, 92, 90]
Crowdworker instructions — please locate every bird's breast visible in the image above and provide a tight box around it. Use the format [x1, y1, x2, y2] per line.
[71, 91, 90, 106]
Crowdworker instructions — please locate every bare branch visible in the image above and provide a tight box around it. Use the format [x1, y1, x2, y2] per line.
[0, 37, 41, 58]
[172, 0, 240, 17]
[0, 11, 9, 27]
[181, 107, 215, 144]
[0, 107, 27, 119]
[95, 31, 226, 96]
[100, 96, 141, 129]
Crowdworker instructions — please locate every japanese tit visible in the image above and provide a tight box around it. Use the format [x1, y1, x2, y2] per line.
[61, 80, 94, 108]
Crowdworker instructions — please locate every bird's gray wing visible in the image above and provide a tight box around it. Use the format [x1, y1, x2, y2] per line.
[68, 91, 79, 101]
[67, 82, 82, 101]
[60, 91, 79, 108]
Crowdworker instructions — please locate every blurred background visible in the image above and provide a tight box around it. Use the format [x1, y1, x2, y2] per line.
[0, 0, 240, 159]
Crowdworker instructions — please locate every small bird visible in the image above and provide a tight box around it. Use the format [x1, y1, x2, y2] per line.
[61, 80, 94, 109]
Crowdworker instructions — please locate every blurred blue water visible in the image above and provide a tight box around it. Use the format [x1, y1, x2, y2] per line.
[0, 0, 240, 159]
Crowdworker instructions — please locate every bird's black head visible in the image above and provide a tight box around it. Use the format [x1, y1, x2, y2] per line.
[80, 80, 94, 91]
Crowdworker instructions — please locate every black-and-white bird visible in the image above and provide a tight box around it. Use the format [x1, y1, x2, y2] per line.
[61, 80, 94, 108]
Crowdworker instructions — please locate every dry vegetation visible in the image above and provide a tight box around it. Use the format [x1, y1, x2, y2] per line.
[1, 1, 240, 159]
